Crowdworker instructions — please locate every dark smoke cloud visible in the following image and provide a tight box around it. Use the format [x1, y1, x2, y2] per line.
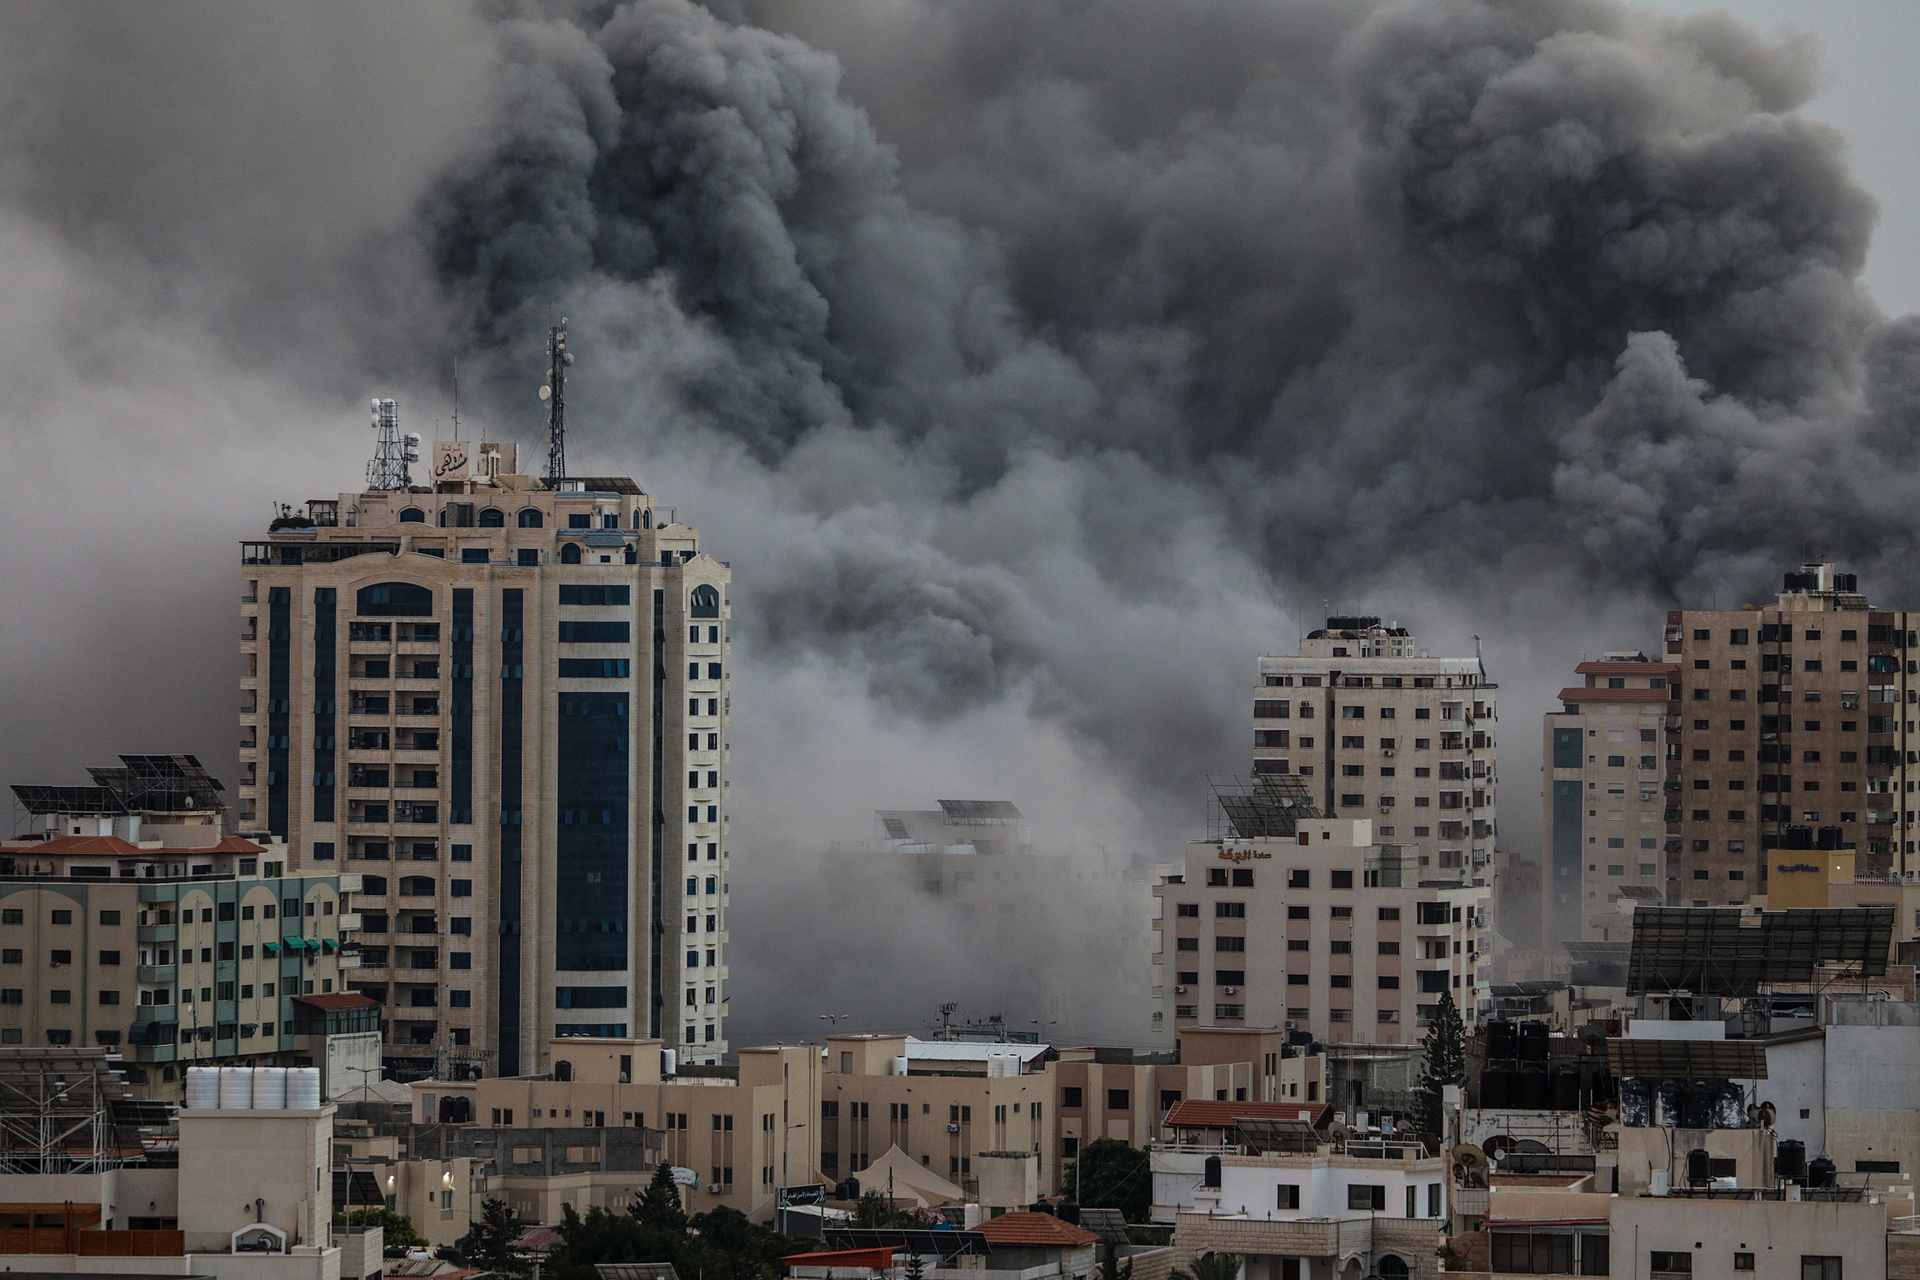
[0, 0, 1914, 1042]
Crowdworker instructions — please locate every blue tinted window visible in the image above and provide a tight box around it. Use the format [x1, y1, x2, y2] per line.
[461, 549, 489, 564]
[356, 583, 433, 617]
[561, 543, 582, 563]
[399, 508, 426, 523]
[568, 514, 592, 529]
[690, 585, 720, 618]
[478, 508, 505, 527]
[517, 509, 543, 528]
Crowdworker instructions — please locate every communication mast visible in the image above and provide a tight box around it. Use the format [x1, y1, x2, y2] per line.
[544, 319, 573, 482]
[366, 398, 417, 491]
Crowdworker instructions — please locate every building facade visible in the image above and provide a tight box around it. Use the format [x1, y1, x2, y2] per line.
[0, 764, 355, 1100]
[1548, 564, 1920, 935]
[1254, 619, 1498, 889]
[1153, 819, 1485, 1044]
[241, 438, 731, 1077]
[1541, 654, 1678, 942]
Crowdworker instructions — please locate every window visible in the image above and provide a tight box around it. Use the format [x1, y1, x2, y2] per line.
[1277, 1185, 1300, 1209]
[1348, 1185, 1386, 1211]
[1287, 906, 1308, 920]
[1107, 1089, 1130, 1110]
[1216, 902, 1245, 918]
[1801, 1260, 1841, 1280]
[1378, 907, 1400, 920]
[1651, 1253, 1692, 1275]
[1062, 1088, 1083, 1108]
[690, 585, 721, 618]
[1331, 870, 1353, 889]
[1735, 1256, 1754, 1272]
[1288, 869, 1310, 889]
[1232, 869, 1254, 887]
[51, 910, 71, 925]
[1177, 904, 1198, 917]
[1215, 937, 1245, 952]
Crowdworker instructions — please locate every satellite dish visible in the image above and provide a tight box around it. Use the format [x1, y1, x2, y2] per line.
[1578, 1024, 1608, 1049]
[1483, 1134, 1515, 1158]
[539, 385, 551, 401]
[1328, 1121, 1354, 1145]
[1515, 1139, 1550, 1154]
[1451, 1144, 1488, 1170]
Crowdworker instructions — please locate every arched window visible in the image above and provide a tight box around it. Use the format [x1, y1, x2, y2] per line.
[561, 543, 583, 564]
[398, 508, 425, 523]
[359, 876, 388, 896]
[399, 876, 435, 896]
[690, 585, 720, 618]
[1380, 1259, 1408, 1280]
[517, 509, 544, 528]
[357, 583, 434, 617]
[478, 508, 505, 527]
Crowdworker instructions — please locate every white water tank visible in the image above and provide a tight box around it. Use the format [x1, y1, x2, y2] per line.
[661, 1049, 677, 1077]
[252, 1066, 288, 1110]
[217, 1066, 253, 1109]
[287, 1067, 322, 1110]
[185, 1067, 219, 1110]
[892, 1056, 909, 1077]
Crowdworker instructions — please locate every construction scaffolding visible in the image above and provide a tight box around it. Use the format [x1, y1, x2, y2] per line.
[0, 1048, 168, 1173]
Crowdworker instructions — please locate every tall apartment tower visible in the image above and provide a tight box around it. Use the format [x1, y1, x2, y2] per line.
[1541, 653, 1676, 943]
[238, 430, 732, 1078]
[1546, 563, 1917, 938]
[1252, 618, 1498, 887]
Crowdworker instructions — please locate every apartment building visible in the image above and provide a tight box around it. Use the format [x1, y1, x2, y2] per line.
[241, 423, 732, 1078]
[1542, 653, 1677, 942]
[0, 758, 356, 1099]
[1254, 619, 1497, 888]
[1153, 817, 1485, 1044]
[1549, 563, 1920, 928]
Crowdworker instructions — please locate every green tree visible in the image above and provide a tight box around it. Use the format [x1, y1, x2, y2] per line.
[851, 1190, 917, 1230]
[1170, 1254, 1241, 1280]
[1063, 1138, 1150, 1223]
[341, 1207, 425, 1247]
[545, 1204, 676, 1280]
[1415, 990, 1467, 1141]
[459, 1198, 530, 1278]
[901, 1249, 927, 1280]
[685, 1204, 817, 1280]
[1097, 1237, 1134, 1280]
[632, 1163, 688, 1232]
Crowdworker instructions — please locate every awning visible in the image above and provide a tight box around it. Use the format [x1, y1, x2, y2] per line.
[282, 937, 311, 950]
[263, 941, 282, 954]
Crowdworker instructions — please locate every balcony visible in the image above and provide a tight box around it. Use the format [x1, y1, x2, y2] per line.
[136, 924, 178, 943]
[137, 964, 177, 983]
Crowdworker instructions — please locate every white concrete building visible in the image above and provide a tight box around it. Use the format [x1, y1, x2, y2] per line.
[1153, 819, 1485, 1045]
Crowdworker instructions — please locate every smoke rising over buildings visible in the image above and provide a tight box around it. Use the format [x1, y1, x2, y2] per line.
[0, 0, 1915, 1040]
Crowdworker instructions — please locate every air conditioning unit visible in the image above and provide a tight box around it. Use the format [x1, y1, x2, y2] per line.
[946, 1123, 961, 1133]
[1283, 1021, 1296, 1030]
[1382, 748, 1394, 757]
[1223, 987, 1238, 995]
[1174, 985, 1187, 994]
[708, 1183, 724, 1194]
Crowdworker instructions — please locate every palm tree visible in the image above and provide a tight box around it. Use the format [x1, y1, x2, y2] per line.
[1171, 1253, 1241, 1280]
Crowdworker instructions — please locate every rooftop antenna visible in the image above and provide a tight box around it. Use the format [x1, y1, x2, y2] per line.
[542, 319, 572, 482]
[451, 355, 461, 443]
[366, 397, 415, 491]
[938, 1002, 958, 1042]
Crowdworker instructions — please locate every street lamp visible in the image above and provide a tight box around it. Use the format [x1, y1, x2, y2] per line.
[819, 1014, 851, 1032]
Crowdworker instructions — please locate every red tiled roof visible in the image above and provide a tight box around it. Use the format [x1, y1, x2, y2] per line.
[1164, 1100, 1329, 1129]
[788, 1248, 896, 1270]
[294, 993, 378, 1010]
[0, 833, 264, 857]
[1557, 687, 1671, 703]
[512, 1226, 563, 1251]
[976, 1212, 1101, 1247]
[1574, 662, 1678, 676]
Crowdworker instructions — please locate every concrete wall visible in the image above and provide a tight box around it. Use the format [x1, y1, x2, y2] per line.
[1612, 1196, 1885, 1280]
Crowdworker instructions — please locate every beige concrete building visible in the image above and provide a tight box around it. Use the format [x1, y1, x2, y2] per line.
[1154, 818, 1485, 1044]
[1547, 563, 1920, 941]
[0, 1050, 386, 1280]
[243, 420, 732, 1077]
[1542, 654, 1678, 943]
[0, 764, 358, 1101]
[1255, 619, 1498, 889]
